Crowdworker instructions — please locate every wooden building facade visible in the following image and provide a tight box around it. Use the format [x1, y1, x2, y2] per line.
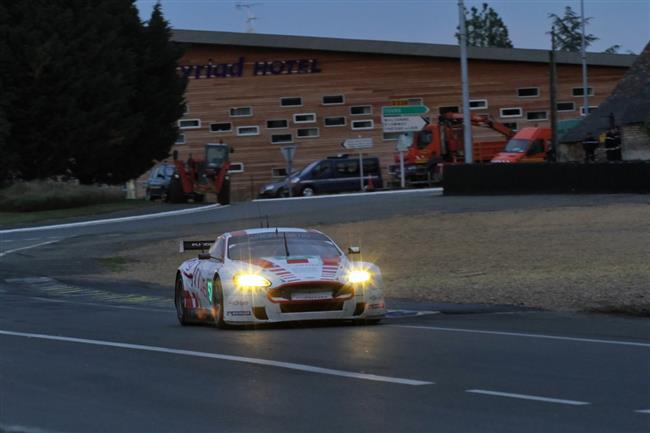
[170, 30, 636, 200]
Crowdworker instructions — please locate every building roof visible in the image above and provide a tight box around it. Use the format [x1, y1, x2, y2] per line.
[563, 42, 650, 142]
[171, 29, 637, 68]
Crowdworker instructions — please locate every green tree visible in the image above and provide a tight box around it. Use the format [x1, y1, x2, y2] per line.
[548, 6, 598, 52]
[456, 3, 513, 48]
[603, 45, 621, 54]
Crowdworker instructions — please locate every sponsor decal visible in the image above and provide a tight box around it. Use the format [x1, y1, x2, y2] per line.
[369, 303, 385, 310]
[227, 311, 252, 316]
[228, 299, 250, 307]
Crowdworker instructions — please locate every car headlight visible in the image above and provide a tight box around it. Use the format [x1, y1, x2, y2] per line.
[290, 177, 300, 184]
[346, 269, 372, 284]
[233, 273, 271, 291]
[263, 184, 275, 191]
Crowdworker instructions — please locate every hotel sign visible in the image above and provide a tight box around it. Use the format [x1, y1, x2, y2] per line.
[179, 57, 322, 79]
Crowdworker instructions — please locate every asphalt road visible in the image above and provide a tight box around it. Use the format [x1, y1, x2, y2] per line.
[1, 191, 649, 432]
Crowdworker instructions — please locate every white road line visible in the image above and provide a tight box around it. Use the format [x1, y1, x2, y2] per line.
[465, 389, 590, 406]
[29, 296, 171, 313]
[390, 325, 650, 348]
[636, 409, 650, 414]
[0, 329, 433, 386]
[253, 187, 443, 202]
[0, 239, 61, 258]
[0, 204, 225, 234]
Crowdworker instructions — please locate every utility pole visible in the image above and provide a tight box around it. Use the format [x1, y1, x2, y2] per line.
[458, 0, 473, 163]
[580, 0, 589, 116]
[549, 26, 558, 161]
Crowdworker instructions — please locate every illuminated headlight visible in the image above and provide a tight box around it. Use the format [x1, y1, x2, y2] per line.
[346, 269, 372, 284]
[233, 273, 271, 290]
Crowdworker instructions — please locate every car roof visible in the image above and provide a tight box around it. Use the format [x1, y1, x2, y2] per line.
[224, 227, 325, 238]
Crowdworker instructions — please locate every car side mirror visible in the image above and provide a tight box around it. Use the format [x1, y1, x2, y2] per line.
[198, 253, 211, 260]
[348, 246, 360, 254]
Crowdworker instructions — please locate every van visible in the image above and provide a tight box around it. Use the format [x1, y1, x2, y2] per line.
[491, 127, 552, 163]
[259, 155, 383, 198]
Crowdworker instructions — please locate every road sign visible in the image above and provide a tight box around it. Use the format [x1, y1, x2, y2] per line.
[280, 145, 296, 162]
[382, 105, 429, 117]
[382, 116, 428, 133]
[396, 133, 412, 152]
[342, 138, 373, 150]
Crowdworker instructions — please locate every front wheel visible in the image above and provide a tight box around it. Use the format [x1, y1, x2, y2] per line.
[174, 274, 190, 326]
[211, 277, 227, 329]
[301, 186, 315, 197]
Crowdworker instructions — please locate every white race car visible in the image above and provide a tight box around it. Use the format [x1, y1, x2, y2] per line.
[174, 227, 385, 327]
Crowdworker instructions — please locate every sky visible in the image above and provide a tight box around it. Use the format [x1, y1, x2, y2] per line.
[135, 0, 650, 54]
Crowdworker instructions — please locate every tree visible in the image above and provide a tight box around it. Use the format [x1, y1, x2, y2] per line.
[456, 3, 513, 48]
[603, 45, 621, 54]
[548, 6, 598, 52]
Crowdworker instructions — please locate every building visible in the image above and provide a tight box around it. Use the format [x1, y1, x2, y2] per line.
[170, 29, 636, 200]
[562, 42, 650, 161]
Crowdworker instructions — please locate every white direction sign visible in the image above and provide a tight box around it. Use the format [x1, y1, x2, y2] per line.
[342, 138, 373, 150]
[381, 116, 427, 133]
[280, 145, 296, 162]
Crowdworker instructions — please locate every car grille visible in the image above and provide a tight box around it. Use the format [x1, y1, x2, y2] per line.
[280, 301, 344, 313]
[268, 282, 351, 302]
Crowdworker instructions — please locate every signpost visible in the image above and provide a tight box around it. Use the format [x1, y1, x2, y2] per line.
[280, 145, 296, 197]
[342, 138, 373, 191]
[396, 133, 412, 188]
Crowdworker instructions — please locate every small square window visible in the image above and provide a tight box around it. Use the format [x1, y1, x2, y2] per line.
[517, 87, 539, 97]
[272, 168, 288, 178]
[175, 134, 186, 144]
[297, 127, 319, 138]
[229, 107, 253, 117]
[324, 116, 346, 127]
[236, 125, 259, 136]
[382, 132, 402, 141]
[209, 122, 232, 133]
[280, 97, 303, 107]
[526, 111, 548, 121]
[266, 119, 288, 129]
[271, 133, 293, 144]
[580, 106, 598, 115]
[293, 113, 316, 124]
[572, 87, 594, 97]
[556, 102, 576, 112]
[438, 106, 459, 115]
[228, 162, 245, 173]
[502, 122, 518, 131]
[350, 105, 372, 115]
[322, 95, 345, 105]
[178, 119, 201, 129]
[351, 119, 374, 130]
[500, 107, 523, 118]
[469, 99, 488, 110]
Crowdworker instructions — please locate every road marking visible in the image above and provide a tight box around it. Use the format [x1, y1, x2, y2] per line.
[253, 187, 443, 202]
[0, 329, 433, 386]
[0, 204, 225, 234]
[385, 309, 439, 319]
[466, 389, 590, 406]
[636, 409, 650, 414]
[29, 296, 171, 313]
[0, 239, 61, 258]
[390, 325, 650, 348]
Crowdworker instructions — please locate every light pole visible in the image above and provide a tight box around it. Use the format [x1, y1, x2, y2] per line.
[458, 0, 473, 163]
[580, 0, 589, 116]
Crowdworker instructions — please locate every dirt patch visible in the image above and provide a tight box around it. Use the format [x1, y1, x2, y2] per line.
[102, 202, 650, 313]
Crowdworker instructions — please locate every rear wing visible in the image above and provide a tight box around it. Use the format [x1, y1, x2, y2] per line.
[179, 240, 214, 253]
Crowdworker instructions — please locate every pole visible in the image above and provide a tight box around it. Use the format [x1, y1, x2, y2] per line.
[549, 26, 558, 161]
[580, 0, 589, 116]
[358, 151, 364, 191]
[399, 151, 406, 188]
[287, 153, 293, 197]
[458, 0, 473, 163]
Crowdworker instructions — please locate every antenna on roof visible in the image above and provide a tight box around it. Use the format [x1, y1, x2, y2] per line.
[235, 3, 259, 33]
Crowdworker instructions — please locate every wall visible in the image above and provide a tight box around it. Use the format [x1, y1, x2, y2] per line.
[622, 124, 650, 160]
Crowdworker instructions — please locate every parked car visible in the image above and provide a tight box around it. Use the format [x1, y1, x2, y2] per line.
[144, 163, 176, 201]
[259, 155, 383, 198]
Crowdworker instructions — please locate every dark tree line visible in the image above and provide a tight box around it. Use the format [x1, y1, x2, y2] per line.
[0, 1, 186, 184]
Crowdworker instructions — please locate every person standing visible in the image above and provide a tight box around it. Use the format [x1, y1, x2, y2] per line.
[582, 132, 598, 163]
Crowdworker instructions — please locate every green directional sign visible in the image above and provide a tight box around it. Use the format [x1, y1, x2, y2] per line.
[382, 105, 429, 117]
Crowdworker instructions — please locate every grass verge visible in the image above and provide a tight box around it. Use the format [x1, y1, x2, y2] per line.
[97, 256, 130, 272]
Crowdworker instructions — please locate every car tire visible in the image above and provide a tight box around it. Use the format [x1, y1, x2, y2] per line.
[301, 185, 315, 197]
[211, 276, 227, 329]
[174, 273, 191, 326]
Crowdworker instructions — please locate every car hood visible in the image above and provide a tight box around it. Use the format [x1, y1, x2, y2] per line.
[240, 255, 346, 283]
[491, 152, 523, 163]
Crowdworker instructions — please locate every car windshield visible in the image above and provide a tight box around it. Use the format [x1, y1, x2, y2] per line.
[227, 232, 341, 261]
[162, 165, 175, 177]
[504, 139, 529, 153]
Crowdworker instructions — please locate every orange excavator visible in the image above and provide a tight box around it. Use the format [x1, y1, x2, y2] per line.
[389, 112, 515, 185]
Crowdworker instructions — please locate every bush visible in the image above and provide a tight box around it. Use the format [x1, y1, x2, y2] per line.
[0, 180, 124, 212]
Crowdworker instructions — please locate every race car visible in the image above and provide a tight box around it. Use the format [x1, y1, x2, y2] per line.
[174, 227, 385, 327]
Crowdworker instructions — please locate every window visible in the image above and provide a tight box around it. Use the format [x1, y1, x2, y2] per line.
[280, 97, 303, 107]
[228, 162, 245, 173]
[500, 107, 523, 118]
[502, 122, 518, 131]
[236, 125, 259, 136]
[438, 106, 459, 115]
[382, 132, 402, 141]
[183, 105, 190, 115]
[391, 98, 424, 106]
[469, 99, 488, 110]
[572, 87, 594, 97]
[293, 113, 316, 124]
[272, 168, 288, 178]
[178, 119, 201, 129]
[266, 119, 288, 129]
[324, 116, 346, 127]
[335, 159, 359, 176]
[175, 134, 185, 145]
[517, 87, 539, 97]
[580, 106, 598, 115]
[350, 105, 372, 115]
[229, 107, 253, 117]
[556, 102, 576, 112]
[526, 111, 548, 121]
[209, 122, 232, 133]
[271, 133, 293, 144]
[322, 95, 345, 105]
[351, 119, 374, 130]
[297, 128, 319, 138]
